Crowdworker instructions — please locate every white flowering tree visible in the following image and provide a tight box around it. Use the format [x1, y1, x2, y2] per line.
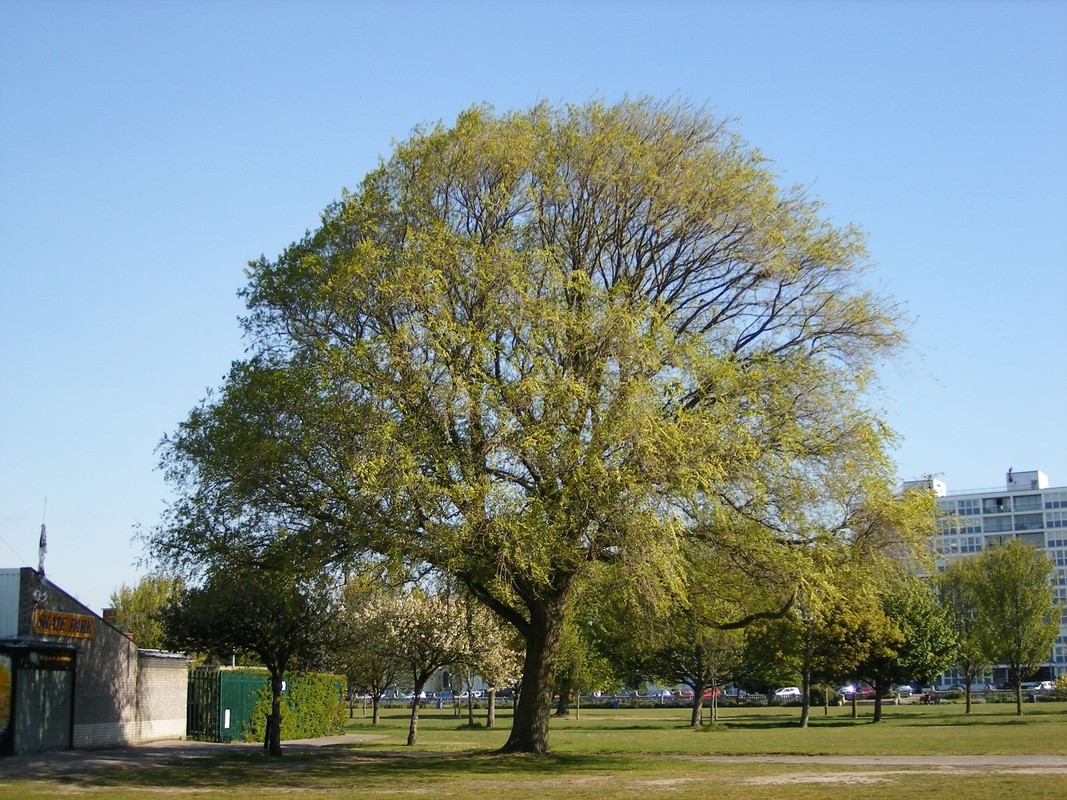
[389, 590, 468, 746]
[337, 585, 404, 725]
[460, 602, 524, 729]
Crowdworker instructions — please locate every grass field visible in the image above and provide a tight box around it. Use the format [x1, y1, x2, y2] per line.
[2, 701, 1066, 799]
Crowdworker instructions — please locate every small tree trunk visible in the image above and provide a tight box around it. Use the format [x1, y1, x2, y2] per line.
[486, 687, 497, 729]
[689, 681, 705, 728]
[872, 680, 884, 723]
[851, 690, 858, 719]
[372, 696, 381, 725]
[964, 678, 972, 715]
[799, 678, 811, 729]
[467, 676, 475, 727]
[407, 680, 426, 746]
[268, 673, 284, 757]
[554, 683, 571, 717]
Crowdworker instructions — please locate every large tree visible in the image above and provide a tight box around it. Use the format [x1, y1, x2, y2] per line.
[156, 98, 911, 754]
[971, 540, 1061, 715]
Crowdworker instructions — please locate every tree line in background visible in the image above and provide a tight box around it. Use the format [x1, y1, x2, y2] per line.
[109, 534, 1060, 755]
[122, 97, 1060, 756]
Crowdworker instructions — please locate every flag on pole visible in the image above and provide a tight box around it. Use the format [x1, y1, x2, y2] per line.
[38, 523, 47, 579]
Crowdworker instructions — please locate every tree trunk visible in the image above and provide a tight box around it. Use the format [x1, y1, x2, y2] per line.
[689, 680, 706, 728]
[799, 677, 811, 729]
[486, 688, 497, 729]
[407, 680, 425, 746]
[554, 686, 571, 717]
[964, 679, 972, 715]
[268, 672, 284, 757]
[708, 665, 718, 725]
[872, 679, 884, 723]
[467, 678, 475, 727]
[372, 696, 381, 725]
[500, 597, 567, 754]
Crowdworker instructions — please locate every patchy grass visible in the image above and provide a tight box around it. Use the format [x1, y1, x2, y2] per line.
[344, 700, 1067, 756]
[2, 702, 1065, 800]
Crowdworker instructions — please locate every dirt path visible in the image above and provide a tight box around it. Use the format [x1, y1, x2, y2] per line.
[3, 738, 1066, 779]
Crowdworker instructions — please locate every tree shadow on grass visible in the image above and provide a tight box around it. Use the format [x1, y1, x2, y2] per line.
[24, 749, 631, 792]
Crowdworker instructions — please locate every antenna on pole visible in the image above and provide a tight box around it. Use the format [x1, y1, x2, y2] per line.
[38, 498, 48, 578]
[34, 497, 50, 604]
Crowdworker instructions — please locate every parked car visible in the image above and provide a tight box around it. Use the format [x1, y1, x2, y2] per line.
[836, 684, 856, 696]
[892, 684, 914, 695]
[774, 687, 803, 701]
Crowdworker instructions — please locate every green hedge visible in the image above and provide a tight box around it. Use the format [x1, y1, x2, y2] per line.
[244, 672, 346, 742]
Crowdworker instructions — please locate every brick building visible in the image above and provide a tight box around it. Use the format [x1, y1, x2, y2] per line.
[0, 567, 188, 754]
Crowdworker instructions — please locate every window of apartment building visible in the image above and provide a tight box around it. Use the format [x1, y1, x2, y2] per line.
[1016, 532, 1046, 548]
[937, 515, 956, 534]
[1047, 511, 1067, 529]
[959, 516, 982, 534]
[1045, 492, 1067, 510]
[983, 516, 1014, 533]
[1014, 512, 1045, 531]
[936, 538, 959, 556]
[958, 499, 981, 516]
[1013, 494, 1043, 512]
[983, 496, 1011, 514]
[984, 534, 1015, 548]
[960, 536, 983, 553]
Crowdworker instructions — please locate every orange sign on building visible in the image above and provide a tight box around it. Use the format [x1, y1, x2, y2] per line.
[33, 609, 96, 640]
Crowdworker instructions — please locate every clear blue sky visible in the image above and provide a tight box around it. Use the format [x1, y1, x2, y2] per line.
[2, 1, 1065, 612]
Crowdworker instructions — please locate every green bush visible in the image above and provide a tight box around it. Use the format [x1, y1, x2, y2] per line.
[244, 672, 346, 742]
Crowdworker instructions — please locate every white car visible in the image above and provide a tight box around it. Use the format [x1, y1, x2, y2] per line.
[774, 686, 803, 701]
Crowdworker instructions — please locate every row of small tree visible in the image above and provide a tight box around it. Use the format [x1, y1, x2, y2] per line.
[938, 539, 1062, 714]
[550, 542, 1061, 727]
[110, 535, 1060, 755]
[109, 564, 524, 753]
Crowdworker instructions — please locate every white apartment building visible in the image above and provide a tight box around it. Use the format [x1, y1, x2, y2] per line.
[905, 469, 1067, 686]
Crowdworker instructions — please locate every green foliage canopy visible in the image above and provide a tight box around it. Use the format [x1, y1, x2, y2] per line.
[154, 98, 914, 753]
[108, 574, 184, 649]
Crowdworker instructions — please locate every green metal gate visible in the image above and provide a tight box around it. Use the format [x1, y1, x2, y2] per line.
[187, 668, 269, 742]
